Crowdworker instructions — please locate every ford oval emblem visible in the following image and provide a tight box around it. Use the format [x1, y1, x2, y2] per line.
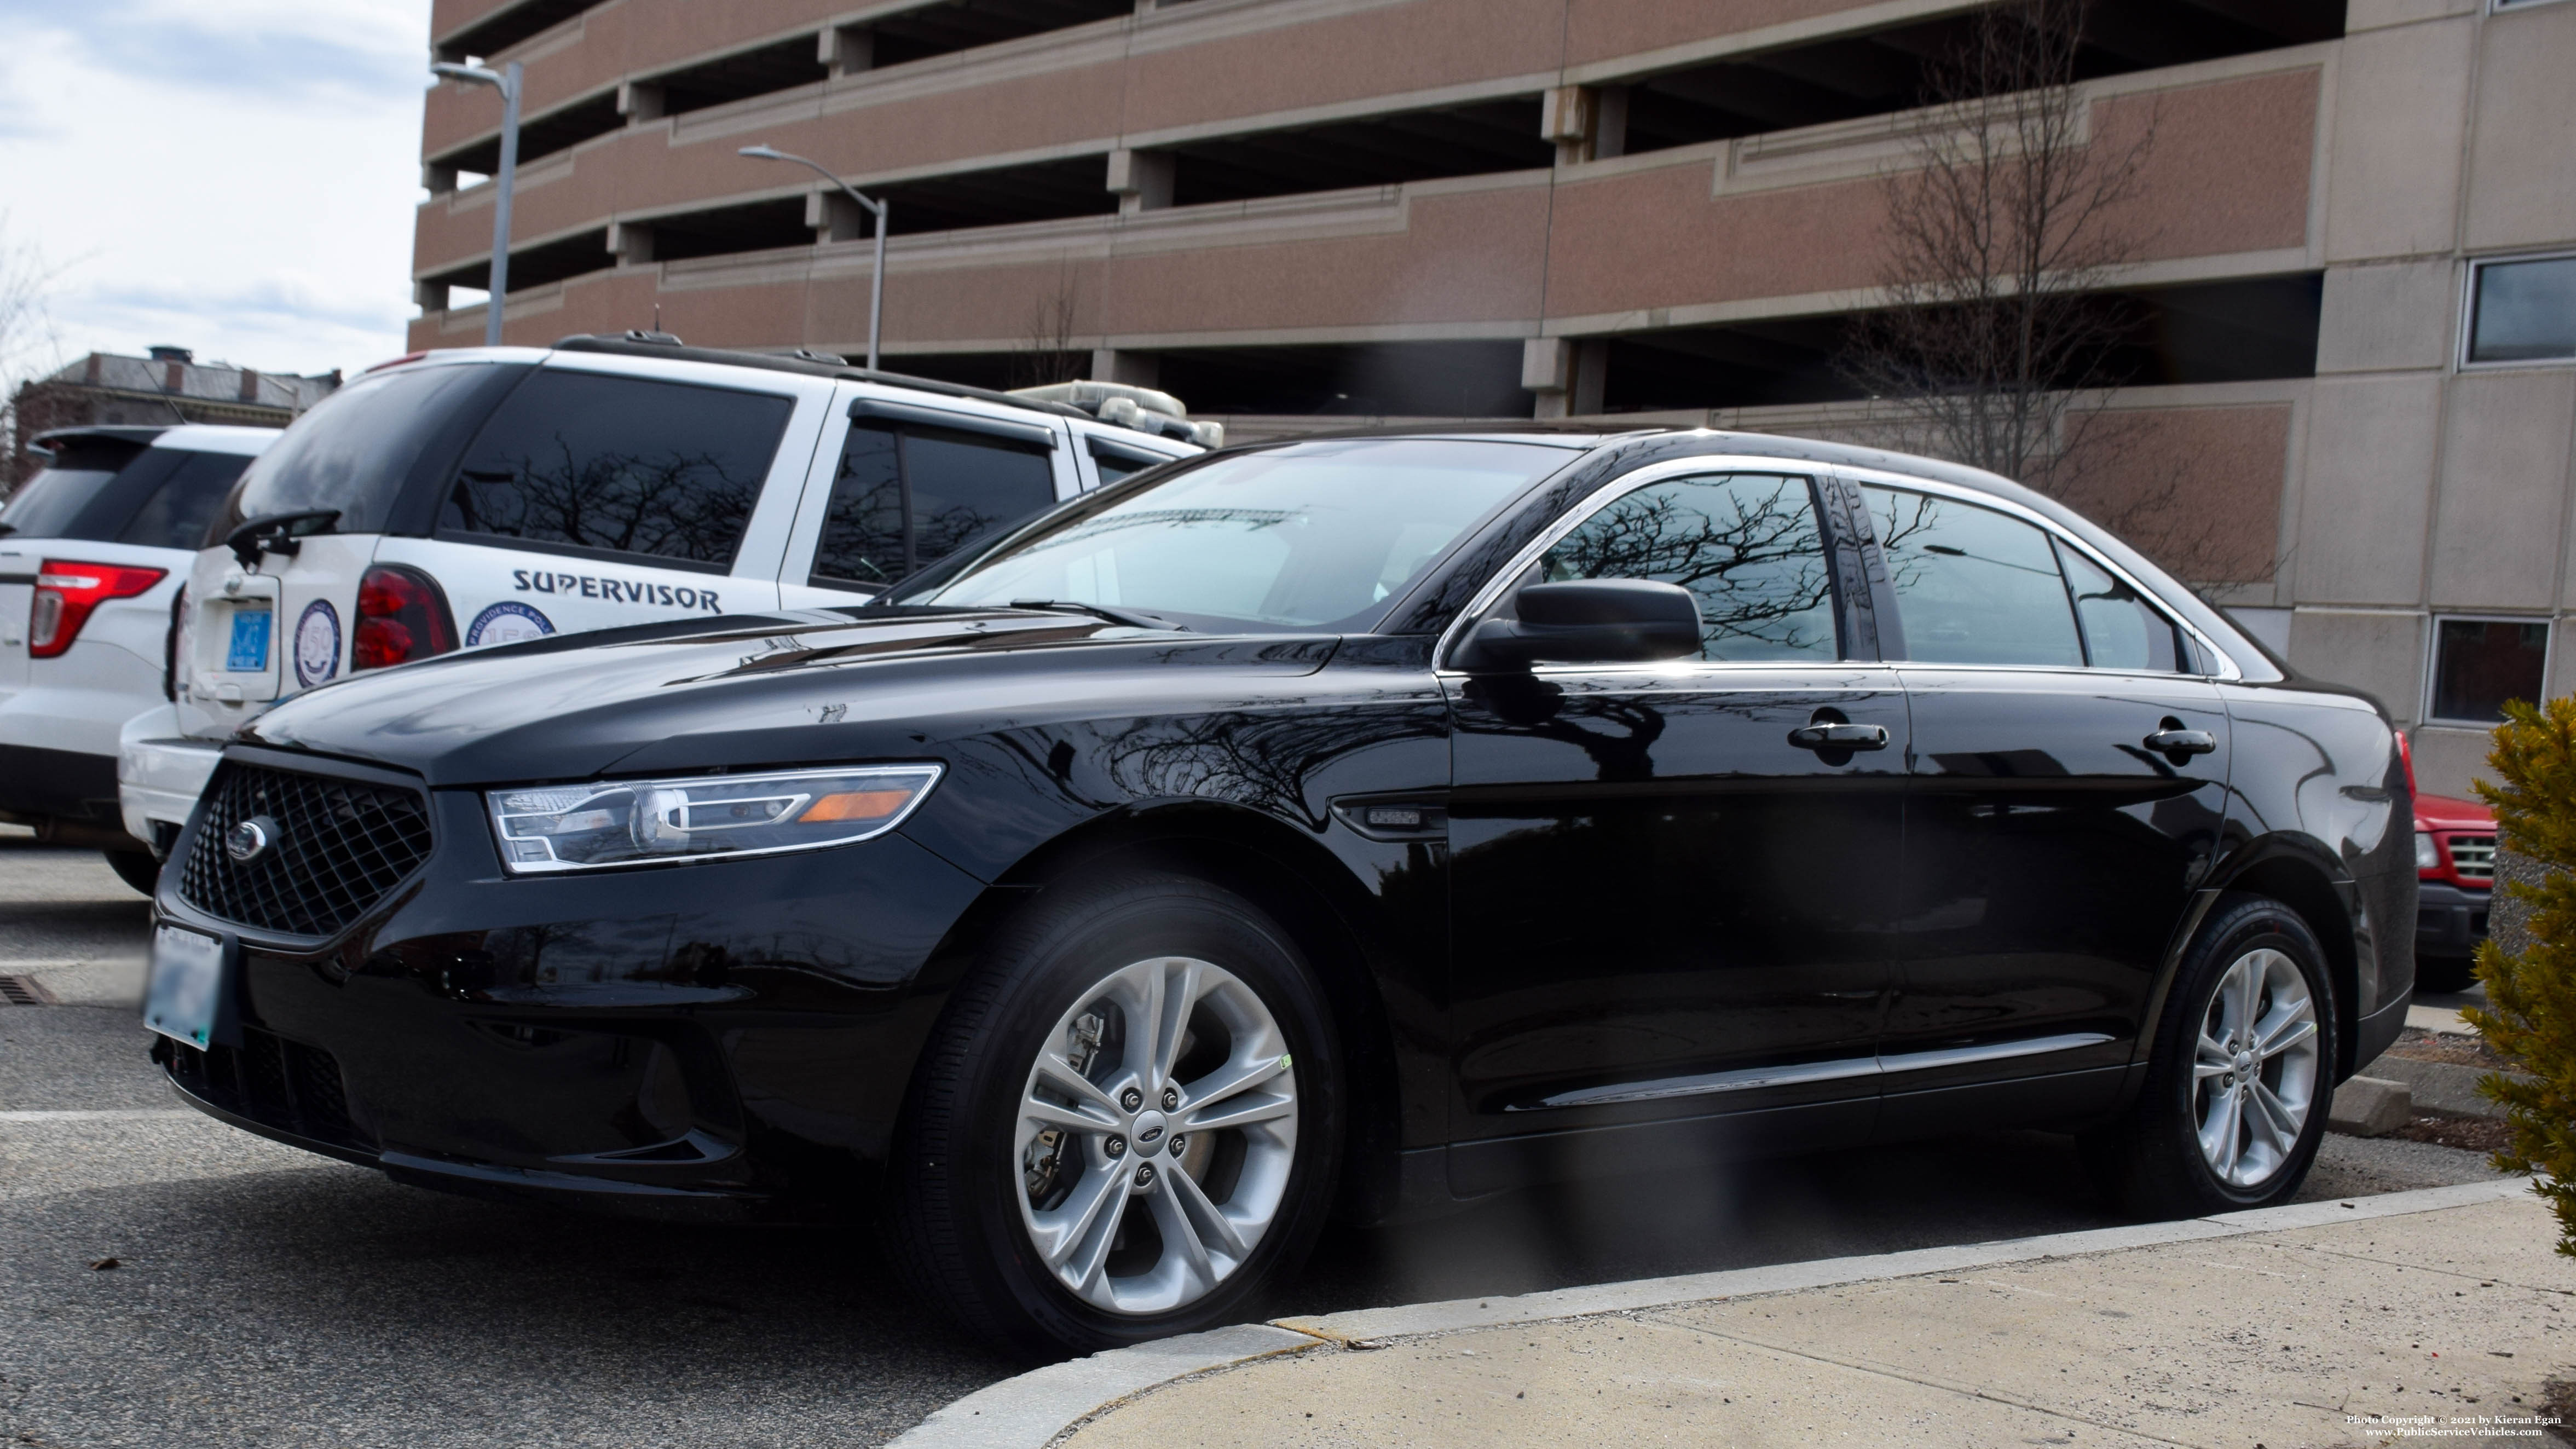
[225, 816, 277, 864]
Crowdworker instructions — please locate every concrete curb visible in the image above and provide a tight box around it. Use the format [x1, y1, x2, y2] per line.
[890, 1324, 1324, 1448]
[885, 1177, 2530, 1449]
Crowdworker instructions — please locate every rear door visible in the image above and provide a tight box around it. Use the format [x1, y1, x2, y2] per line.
[779, 389, 1077, 605]
[1852, 476, 2231, 1132]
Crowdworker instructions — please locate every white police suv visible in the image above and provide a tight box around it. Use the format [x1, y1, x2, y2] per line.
[119, 333, 1209, 856]
[1, 424, 280, 890]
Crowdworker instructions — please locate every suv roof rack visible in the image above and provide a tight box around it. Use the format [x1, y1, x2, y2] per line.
[547, 334, 1216, 446]
[551, 333, 1091, 419]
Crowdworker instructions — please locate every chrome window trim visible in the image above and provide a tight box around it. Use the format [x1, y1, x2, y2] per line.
[1433, 454, 1858, 677]
[1830, 463, 2243, 682]
[1515, 1031, 2115, 1111]
[1436, 452, 2239, 682]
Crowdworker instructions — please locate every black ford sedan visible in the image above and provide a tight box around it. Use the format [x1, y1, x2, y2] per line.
[145, 427, 2413, 1353]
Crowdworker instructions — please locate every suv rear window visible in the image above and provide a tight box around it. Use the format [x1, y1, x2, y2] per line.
[218, 362, 517, 539]
[440, 370, 793, 571]
[1, 441, 252, 547]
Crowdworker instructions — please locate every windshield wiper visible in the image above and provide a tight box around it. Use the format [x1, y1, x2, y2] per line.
[1005, 599, 1188, 632]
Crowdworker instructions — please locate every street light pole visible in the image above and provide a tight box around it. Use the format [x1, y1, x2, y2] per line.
[739, 145, 887, 370]
[432, 60, 524, 348]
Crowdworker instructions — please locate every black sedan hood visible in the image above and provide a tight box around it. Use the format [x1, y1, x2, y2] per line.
[242, 607, 1340, 787]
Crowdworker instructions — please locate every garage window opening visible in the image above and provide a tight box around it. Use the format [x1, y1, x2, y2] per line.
[2428, 617, 2549, 724]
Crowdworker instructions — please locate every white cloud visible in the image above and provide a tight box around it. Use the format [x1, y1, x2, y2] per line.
[0, 0, 431, 381]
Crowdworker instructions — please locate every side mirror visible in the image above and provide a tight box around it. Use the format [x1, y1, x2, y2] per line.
[1449, 579, 1702, 672]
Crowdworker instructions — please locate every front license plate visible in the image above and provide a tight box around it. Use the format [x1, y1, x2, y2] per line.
[145, 925, 225, 1048]
[226, 607, 272, 672]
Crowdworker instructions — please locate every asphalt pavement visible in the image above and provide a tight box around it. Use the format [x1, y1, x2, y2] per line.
[0, 828, 2511, 1447]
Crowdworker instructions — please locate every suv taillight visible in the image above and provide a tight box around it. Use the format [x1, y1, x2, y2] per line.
[353, 564, 458, 670]
[30, 559, 168, 658]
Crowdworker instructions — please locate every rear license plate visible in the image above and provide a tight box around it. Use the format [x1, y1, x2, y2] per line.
[145, 924, 225, 1048]
[226, 607, 272, 672]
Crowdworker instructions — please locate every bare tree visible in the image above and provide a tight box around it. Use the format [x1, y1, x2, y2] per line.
[0, 214, 69, 489]
[1839, 2, 2232, 580]
[1008, 270, 1084, 390]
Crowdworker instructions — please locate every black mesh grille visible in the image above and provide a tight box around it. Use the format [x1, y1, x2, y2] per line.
[178, 761, 434, 937]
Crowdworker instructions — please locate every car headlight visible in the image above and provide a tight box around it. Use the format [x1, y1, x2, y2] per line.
[486, 764, 942, 873]
[2415, 830, 2440, 871]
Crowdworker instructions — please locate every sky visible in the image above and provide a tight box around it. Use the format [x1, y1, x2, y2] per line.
[0, 0, 434, 384]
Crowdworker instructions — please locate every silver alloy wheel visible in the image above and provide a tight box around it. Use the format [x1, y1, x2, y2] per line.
[2191, 946, 2321, 1187]
[1014, 955, 1298, 1315]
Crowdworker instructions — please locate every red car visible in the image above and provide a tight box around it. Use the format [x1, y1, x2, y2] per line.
[2416, 789, 2497, 992]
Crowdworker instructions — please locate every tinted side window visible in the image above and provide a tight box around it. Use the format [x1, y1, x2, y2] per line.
[2055, 540, 2181, 672]
[441, 371, 792, 569]
[1539, 472, 1840, 662]
[120, 452, 252, 550]
[813, 425, 904, 586]
[812, 423, 1057, 588]
[1089, 443, 1166, 488]
[1863, 486, 2081, 667]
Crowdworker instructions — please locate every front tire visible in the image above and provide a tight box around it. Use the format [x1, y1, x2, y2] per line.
[2091, 895, 2336, 1219]
[887, 869, 1342, 1356]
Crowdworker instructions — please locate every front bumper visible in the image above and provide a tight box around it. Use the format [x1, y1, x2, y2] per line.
[118, 707, 222, 850]
[2416, 879, 2491, 960]
[152, 750, 990, 1216]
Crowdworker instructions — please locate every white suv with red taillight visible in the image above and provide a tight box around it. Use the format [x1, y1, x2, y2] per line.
[118, 332, 1209, 856]
[0, 425, 280, 890]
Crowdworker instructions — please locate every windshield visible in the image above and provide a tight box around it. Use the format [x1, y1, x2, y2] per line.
[921, 437, 1567, 632]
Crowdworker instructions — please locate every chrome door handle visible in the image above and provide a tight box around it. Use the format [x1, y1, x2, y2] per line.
[1789, 722, 1889, 751]
[2144, 728, 2216, 757]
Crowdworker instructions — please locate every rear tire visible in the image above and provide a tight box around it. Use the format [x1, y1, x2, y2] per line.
[2089, 894, 2336, 1219]
[886, 869, 1342, 1356]
[105, 850, 161, 896]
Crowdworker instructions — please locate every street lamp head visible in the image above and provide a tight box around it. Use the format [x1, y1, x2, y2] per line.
[738, 145, 787, 161]
[431, 61, 505, 89]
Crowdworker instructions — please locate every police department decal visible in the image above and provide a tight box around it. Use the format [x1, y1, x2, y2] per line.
[467, 601, 556, 648]
[292, 601, 340, 687]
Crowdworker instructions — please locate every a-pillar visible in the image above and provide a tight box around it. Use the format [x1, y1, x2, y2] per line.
[1106, 149, 1174, 215]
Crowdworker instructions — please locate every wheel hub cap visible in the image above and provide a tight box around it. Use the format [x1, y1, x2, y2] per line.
[1014, 955, 1299, 1317]
[2191, 946, 2321, 1189]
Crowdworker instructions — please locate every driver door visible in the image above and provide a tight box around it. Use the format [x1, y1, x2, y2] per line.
[1442, 466, 1905, 1195]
